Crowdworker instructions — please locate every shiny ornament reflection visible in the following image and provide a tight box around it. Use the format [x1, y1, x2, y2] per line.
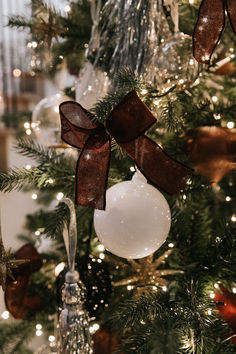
[94, 172, 171, 259]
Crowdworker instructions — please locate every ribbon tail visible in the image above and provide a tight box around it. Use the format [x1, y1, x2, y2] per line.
[76, 133, 110, 210]
[193, 0, 225, 63]
[226, 0, 236, 33]
[121, 136, 193, 195]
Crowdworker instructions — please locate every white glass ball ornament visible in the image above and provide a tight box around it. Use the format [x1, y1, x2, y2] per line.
[94, 171, 171, 259]
[32, 92, 72, 146]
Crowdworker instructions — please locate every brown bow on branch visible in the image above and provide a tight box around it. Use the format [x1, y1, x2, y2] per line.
[193, 0, 236, 63]
[59, 90, 193, 210]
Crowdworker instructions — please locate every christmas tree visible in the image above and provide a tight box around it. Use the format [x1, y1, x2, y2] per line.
[0, 0, 236, 353]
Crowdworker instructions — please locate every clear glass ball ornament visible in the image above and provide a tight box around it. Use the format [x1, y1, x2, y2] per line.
[32, 92, 72, 147]
[94, 171, 171, 259]
[143, 33, 198, 87]
[76, 63, 110, 109]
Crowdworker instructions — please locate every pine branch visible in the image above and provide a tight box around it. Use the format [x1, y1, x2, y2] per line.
[15, 139, 59, 165]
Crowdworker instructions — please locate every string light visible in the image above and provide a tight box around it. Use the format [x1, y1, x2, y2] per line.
[210, 293, 215, 299]
[26, 129, 32, 135]
[214, 113, 221, 120]
[48, 335, 55, 342]
[97, 244, 105, 252]
[13, 68, 22, 78]
[31, 41, 37, 48]
[24, 122, 30, 129]
[64, 5, 71, 12]
[152, 286, 157, 290]
[189, 0, 194, 4]
[55, 262, 66, 276]
[36, 324, 42, 330]
[227, 121, 234, 129]
[32, 193, 38, 200]
[162, 286, 167, 292]
[232, 288, 236, 294]
[99, 253, 105, 259]
[127, 285, 133, 291]
[207, 309, 212, 315]
[212, 96, 218, 103]
[154, 100, 159, 106]
[89, 323, 100, 334]
[56, 192, 64, 201]
[225, 196, 231, 202]
[25, 164, 31, 170]
[130, 166, 135, 172]
[168, 243, 174, 248]
[35, 230, 40, 236]
[47, 178, 54, 184]
[141, 89, 148, 95]
[231, 215, 236, 222]
[1, 311, 9, 319]
[189, 58, 195, 65]
[214, 283, 219, 289]
[36, 330, 43, 336]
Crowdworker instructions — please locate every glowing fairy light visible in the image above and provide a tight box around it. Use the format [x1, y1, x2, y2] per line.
[1, 311, 9, 319]
[162, 286, 167, 292]
[24, 122, 30, 129]
[212, 96, 218, 103]
[57, 192, 64, 201]
[32, 193, 38, 200]
[26, 129, 32, 135]
[97, 244, 105, 252]
[225, 196, 231, 202]
[210, 293, 215, 299]
[168, 243, 174, 248]
[99, 253, 105, 259]
[227, 121, 234, 129]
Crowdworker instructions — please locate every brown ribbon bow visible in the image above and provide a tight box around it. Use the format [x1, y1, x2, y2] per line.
[60, 90, 193, 210]
[193, 0, 236, 64]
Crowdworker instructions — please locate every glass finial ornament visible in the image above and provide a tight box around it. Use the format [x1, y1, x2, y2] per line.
[57, 198, 93, 354]
[32, 92, 72, 147]
[94, 171, 171, 259]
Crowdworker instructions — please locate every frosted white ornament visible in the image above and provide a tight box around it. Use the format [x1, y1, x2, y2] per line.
[32, 92, 72, 146]
[94, 171, 171, 259]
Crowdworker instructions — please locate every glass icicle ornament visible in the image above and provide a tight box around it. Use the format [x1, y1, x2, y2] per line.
[57, 198, 93, 354]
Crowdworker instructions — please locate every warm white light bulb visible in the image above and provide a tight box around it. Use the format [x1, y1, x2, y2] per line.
[57, 192, 64, 201]
[227, 121, 234, 129]
[210, 293, 215, 299]
[168, 243, 174, 248]
[212, 96, 218, 103]
[24, 122, 30, 129]
[97, 244, 105, 252]
[1, 311, 9, 319]
[48, 335, 55, 342]
[26, 129, 32, 135]
[32, 193, 38, 200]
[162, 286, 167, 292]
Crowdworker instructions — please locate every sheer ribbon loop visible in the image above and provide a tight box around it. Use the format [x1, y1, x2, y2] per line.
[60, 90, 193, 210]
